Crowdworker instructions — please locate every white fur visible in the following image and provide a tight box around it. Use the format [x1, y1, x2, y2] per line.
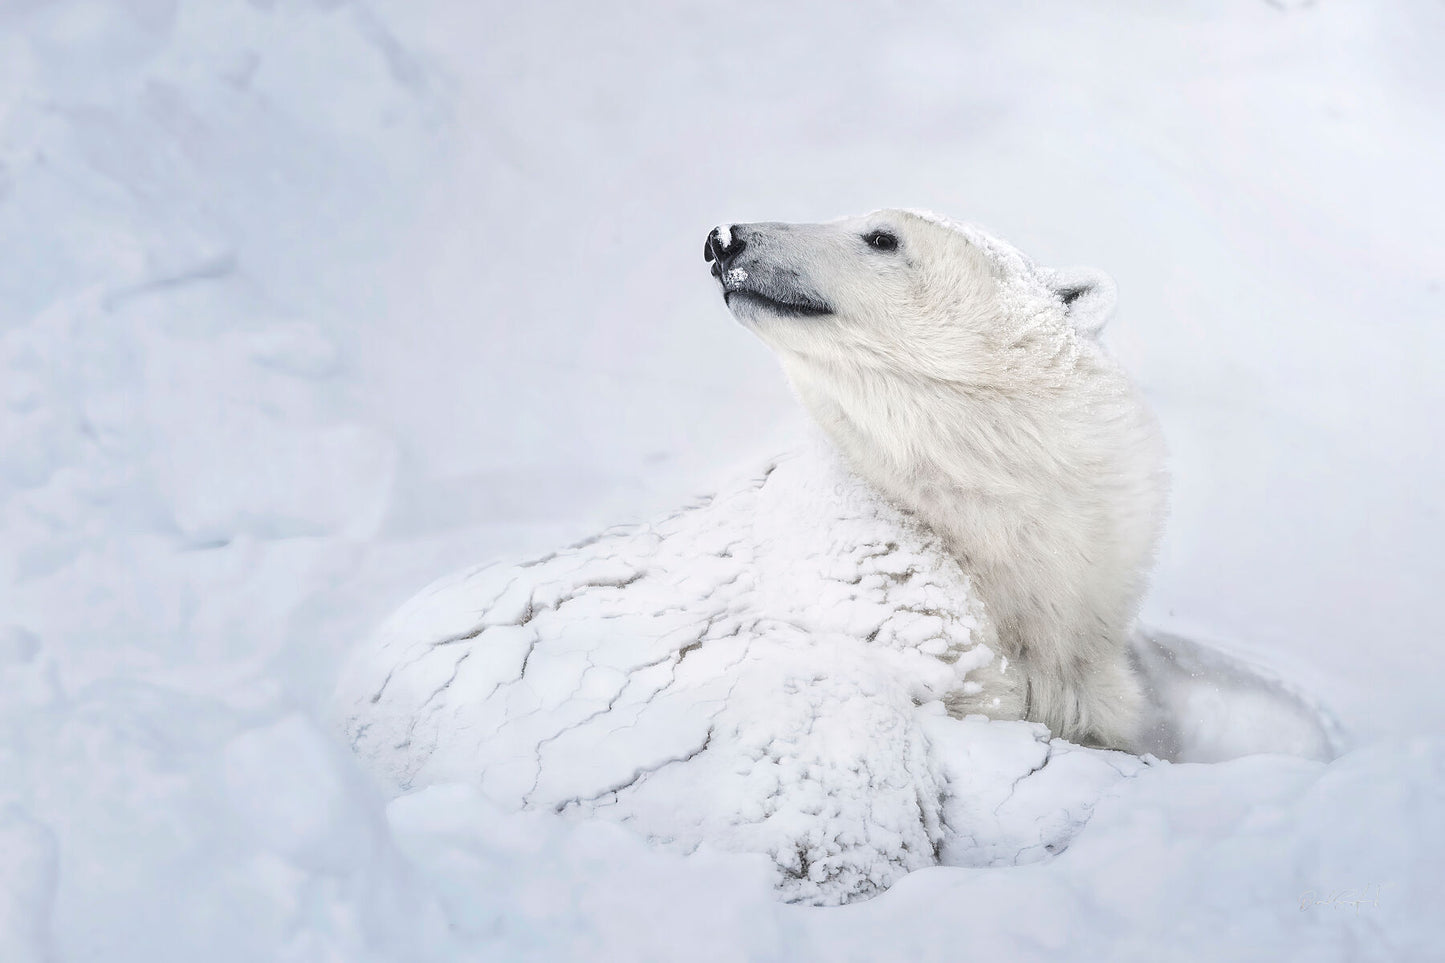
[716, 210, 1168, 749]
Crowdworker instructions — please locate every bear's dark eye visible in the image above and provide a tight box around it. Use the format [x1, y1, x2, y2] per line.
[863, 230, 898, 252]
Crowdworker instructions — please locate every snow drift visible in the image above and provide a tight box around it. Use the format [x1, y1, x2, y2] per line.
[336, 445, 1153, 904]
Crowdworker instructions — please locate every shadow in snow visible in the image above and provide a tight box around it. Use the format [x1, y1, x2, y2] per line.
[1131, 627, 1345, 764]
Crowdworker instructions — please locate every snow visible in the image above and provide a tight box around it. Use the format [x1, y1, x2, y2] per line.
[2, 0, 1443, 959]
[337, 444, 1152, 904]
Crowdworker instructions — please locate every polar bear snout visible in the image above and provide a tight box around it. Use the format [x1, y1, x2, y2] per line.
[706, 221, 834, 320]
[705, 224, 746, 273]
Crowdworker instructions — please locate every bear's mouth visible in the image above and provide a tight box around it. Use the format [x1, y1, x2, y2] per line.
[723, 289, 833, 319]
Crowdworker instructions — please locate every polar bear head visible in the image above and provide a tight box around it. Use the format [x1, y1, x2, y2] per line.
[705, 210, 1116, 383]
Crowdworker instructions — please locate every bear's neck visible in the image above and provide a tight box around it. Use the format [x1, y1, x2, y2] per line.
[779, 356, 1067, 523]
[778, 349, 1147, 641]
[778, 347, 1165, 749]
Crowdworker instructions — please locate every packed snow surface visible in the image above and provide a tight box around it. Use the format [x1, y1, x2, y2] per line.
[3, 0, 1444, 960]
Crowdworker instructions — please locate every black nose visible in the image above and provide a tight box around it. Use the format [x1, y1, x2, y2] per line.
[704, 227, 745, 272]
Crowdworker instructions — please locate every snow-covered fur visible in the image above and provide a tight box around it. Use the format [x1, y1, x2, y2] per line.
[334, 446, 1152, 905]
[710, 210, 1168, 749]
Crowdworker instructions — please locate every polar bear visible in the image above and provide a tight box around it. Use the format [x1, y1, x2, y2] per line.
[705, 210, 1167, 750]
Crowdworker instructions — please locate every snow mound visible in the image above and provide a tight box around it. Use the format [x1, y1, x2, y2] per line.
[334, 445, 1144, 904]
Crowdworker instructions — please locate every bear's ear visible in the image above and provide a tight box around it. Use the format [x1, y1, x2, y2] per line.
[1046, 267, 1117, 339]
